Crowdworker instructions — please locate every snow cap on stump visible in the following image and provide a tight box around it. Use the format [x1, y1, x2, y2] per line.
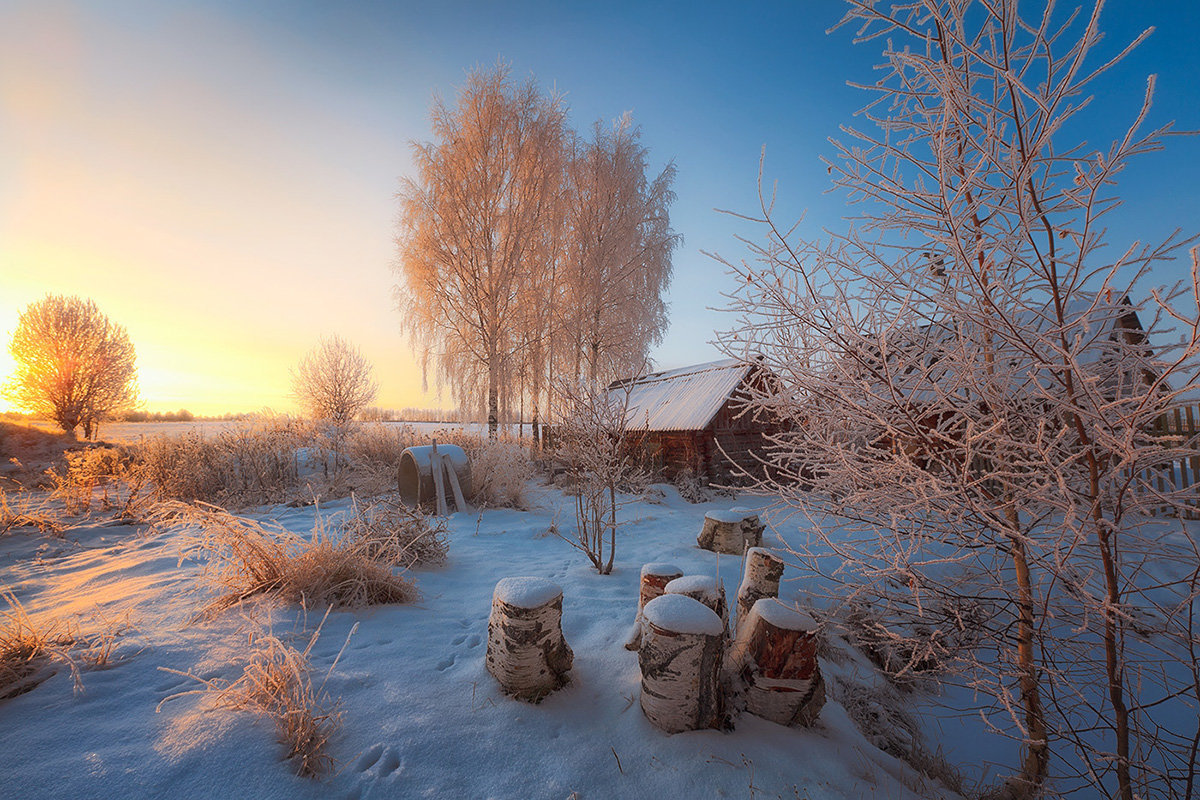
[493, 576, 564, 608]
[752, 598, 817, 632]
[641, 562, 682, 578]
[643, 593, 724, 637]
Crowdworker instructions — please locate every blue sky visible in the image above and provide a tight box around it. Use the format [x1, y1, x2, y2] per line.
[1, 0, 1197, 413]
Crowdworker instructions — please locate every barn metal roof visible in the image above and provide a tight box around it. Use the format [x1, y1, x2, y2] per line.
[608, 358, 753, 432]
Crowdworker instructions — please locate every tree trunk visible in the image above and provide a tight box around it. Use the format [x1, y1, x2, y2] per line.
[638, 593, 726, 733]
[625, 562, 684, 651]
[697, 510, 758, 554]
[727, 598, 824, 727]
[486, 577, 573, 702]
[734, 548, 785, 636]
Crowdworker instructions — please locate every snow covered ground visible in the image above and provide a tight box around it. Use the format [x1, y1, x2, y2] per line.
[0, 482, 966, 800]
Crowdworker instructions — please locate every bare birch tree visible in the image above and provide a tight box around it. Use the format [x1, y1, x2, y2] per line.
[291, 335, 378, 425]
[716, 2, 1200, 798]
[396, 63, 567, 438]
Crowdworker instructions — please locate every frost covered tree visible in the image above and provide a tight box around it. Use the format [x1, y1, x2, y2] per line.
[291, 335, 378, 425]
[396, 63, 568, 438]
[396, 64, 677, 436]
[715, 2, 1200, 798]
[5, 295, 138, 438]
[562, 116, 678, 384]
[554, 374, 647, 574]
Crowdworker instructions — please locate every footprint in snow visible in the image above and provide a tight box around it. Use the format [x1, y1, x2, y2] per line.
[355, 743, 385, 772]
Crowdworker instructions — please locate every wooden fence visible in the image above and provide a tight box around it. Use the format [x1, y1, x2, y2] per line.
[1148, 403, 1200, 520]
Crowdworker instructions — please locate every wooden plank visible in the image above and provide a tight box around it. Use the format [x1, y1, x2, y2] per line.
[444, 453, 468, 512]
[431, 442, 448, 517]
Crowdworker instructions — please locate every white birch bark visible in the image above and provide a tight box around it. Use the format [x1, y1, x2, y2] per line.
[486, 577, 573, 702]
[734, 548, 785, 636]
[638, 593, 725, 733]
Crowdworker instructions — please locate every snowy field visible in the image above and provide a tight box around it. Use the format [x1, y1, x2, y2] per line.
[0, 482, 963, 800]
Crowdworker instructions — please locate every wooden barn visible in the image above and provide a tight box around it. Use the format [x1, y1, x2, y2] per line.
[607, 358, 780, 483]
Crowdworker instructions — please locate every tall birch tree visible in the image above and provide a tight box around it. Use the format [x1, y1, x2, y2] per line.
[397, 64, 567, 437]
[563, 116, 678, 384]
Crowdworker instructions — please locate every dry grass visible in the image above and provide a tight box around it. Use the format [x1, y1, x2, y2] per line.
[0, 591, 79, 700]
[135, 418, 306, 507]
[155, 501, 418, 615]
[158, 619, 345, 778]
[0, 489, 63, 535]
[46, 445, 151, 519]
[341, 495, 448, 569]
[462, 435, 533, 508]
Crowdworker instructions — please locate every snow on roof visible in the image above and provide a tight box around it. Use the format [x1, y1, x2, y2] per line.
[608, 358, 752, 432]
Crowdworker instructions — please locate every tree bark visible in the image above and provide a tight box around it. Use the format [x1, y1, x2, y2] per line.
[734, 548, 785, 636]
[638, 594, 725, 733]
[697, 510, 761, 554]
[486, 578, 573, 702]
[727, 598, 824, 727]
[625, 563, 684, 651]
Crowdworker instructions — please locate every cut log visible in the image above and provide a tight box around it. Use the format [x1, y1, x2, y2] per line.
[638, 593, 725, 734]
[729, 507, 766, 548]
[624, 562, 683, 651]
[486, 577, 573, 702]
[697, 509, 761, 554]
[664, 574, 729, 636]
[734, 548, 785, 636]
[727, 598, 825, 727]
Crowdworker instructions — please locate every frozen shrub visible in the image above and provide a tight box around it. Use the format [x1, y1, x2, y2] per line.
[156, 502, 417, 615]
[553, 379, 646, 574]
[462, 435, 533, 508]
[671, 467, 710, 504]
[47, 446, 148, 518]
[340, 496, 448, 570]
[135, 418, 304, 507]
[0, 489, 63, 535]
[829, 676, 966, 796]
[0, 591, 79, 700]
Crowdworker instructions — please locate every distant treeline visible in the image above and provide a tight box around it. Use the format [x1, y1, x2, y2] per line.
[2, 408, 470, 425]
[360, 407, 466, 423]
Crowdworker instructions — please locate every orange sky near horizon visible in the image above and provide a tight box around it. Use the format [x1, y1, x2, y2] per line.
[0, 2, 441, 416]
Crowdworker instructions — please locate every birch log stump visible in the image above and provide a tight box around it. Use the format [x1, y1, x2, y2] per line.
[697, 509, 762, 554]
[734, 548, 785, 636]
[486, 577, 573, 702]
[727, 598, 825, 727]
[624, 562, 683, 651]
[638, 593, 725, 733]
[664, 575, 729, 636]
[729, 507, 766, 548]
